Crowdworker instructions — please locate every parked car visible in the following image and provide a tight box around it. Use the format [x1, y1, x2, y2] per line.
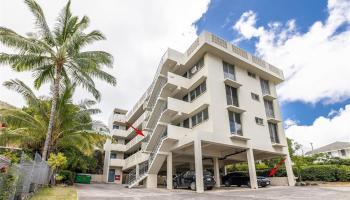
[173, 170, 216, 190]
[222, 172, 270, 187]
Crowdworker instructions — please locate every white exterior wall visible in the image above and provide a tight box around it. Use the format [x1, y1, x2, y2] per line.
[103, 31, 293, 188]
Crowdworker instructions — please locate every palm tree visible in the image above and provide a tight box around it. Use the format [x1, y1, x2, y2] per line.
[0, 79, 107, 155]
[0, 0, 116, 159]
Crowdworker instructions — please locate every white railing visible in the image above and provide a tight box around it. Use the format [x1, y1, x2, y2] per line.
[230, 122, 243, 136]
[184, 32, 284, 79]
[224, 72, 236, 81]
[125, 89, 149, 120]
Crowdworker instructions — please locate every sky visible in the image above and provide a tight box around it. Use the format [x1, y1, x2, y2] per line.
[1, 0, 350, 153]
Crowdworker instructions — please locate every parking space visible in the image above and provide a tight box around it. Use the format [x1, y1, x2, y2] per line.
[76, 183, 350, 200]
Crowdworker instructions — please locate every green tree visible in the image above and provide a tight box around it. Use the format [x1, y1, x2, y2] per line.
[48, 152, 67, 185]
[0, 0, 116, 160]
[0, 80, 106, 155]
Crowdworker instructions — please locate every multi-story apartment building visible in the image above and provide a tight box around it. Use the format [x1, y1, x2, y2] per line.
[103, 31, 295, 193]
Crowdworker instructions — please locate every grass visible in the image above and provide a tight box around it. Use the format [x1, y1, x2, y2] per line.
[30, 185, 77, 200]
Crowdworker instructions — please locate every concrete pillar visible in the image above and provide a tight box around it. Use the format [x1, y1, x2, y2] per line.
[224, 165, 227, 175]
[136, 164, 140, 179]
[146, 174, 157, 188]
[246, 148, 258, 189]
[285, 154, 296, 186]
[194, 139, 204, 193]
[213, 157, 220, 187]
[167, 152, 173, 189]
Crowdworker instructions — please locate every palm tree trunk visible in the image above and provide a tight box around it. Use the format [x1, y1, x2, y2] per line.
[42, 65, 62, 160]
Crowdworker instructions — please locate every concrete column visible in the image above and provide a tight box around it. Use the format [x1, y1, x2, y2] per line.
[213, 157, 220, 187]
[194, 139, 204, 193]
[146, 174, 157, 188]
[285, 154, 296, 186]
[224, 165, 227, 175]
[246, 148, 258, 189]
[136, 164, 140, 179]
[167, 152, 173, 189]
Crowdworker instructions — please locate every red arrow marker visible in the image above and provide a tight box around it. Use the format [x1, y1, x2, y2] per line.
[269, 158, 286, 177]
[126, 122, 144, 137]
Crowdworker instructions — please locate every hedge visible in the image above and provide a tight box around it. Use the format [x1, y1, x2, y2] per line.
[255, 165, 350, 182]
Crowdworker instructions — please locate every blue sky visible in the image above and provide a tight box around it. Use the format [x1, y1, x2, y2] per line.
[194, 0, 349, 126]
[192, 0, 350, 151]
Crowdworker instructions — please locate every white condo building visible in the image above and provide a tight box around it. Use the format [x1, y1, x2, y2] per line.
[103, 31, 295, 193]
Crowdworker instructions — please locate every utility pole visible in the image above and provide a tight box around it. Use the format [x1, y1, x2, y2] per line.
[310, 142, 314, 151]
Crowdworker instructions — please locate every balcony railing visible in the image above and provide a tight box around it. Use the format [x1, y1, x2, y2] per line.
[224, 72, 236, 81]
[266, 109, 275, 119]
[230, 122, 243, 136]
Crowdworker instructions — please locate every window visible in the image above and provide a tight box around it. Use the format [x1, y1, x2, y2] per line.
[112, 124, 119, 129]
[268, 122, 280, 143]
[228, 111, 242, 135]
[110, 152, 117, 159]
[248, 71, 256, 78]
[340, 149, 346, 156]
[225, 85, 239, 107]
[184, 81, 206, 102]
[191, 108, 209, 127]
[264, 100, 275, 118]
[183, 58, 204, 78]
[223, 61, 236, 80]
[255, 117, 264, 125]
[260, 78, 270, 95]
[251, 93, 260, 101]
[183, 118, 190, 128]
[182, 94, 189, 102]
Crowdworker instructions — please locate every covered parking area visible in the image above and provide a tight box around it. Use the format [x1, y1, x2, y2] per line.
[157, 139, 295, 193]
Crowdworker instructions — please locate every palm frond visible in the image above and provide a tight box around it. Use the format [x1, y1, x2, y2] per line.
[24, 0, 56, 46]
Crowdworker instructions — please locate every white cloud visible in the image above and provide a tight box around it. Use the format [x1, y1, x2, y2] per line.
[285, 104, 350, 152]
[233, 0, 350, 104]
[284, 118, 298, 129]
[0, 0, 210, 123]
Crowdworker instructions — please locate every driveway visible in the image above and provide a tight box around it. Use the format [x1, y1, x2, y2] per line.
[76, 183, 350, 200]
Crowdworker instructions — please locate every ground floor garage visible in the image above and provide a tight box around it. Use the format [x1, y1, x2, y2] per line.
[76, 183, 350, 200]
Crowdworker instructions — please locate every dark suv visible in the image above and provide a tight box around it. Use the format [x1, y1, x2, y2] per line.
[173, 170, 215, 190]
[222, 172, 270, 187]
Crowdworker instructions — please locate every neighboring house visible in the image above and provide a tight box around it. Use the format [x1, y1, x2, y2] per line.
[103, 31, 295, 193]
[305, 141, 350, 159]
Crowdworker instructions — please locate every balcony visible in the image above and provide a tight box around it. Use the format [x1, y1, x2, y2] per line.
[223, 72, 242, 88]
[111, 129, 128, 138]
[125, 132, 148, 152]
[229, 122, 248, 140]
[123, 151, 149, 170]
[161, 70, 207, 98]
[227, 104, 245, 114]
[262, 93, 276, 101]
[166, 96, 209, 121]
[266, 110, 281, 123]
[110, 158, 125, 167]
[110, 143, 126, 152]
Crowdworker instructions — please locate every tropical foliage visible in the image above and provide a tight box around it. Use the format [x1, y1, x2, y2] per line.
[0, 0, 116, 159]
[0, 80, 106, 157]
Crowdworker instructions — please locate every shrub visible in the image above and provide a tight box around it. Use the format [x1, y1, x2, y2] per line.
[59, 170, 75, 185]
[300, 165, 338, 182]
[337, 165, 350, 182]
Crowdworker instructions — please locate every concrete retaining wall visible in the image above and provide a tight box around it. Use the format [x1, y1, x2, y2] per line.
[269, 177, 289, 186]
[91, 174, 104, 183]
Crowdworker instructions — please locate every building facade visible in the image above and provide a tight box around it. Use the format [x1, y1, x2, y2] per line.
[103, 31, 295, 192]
[306, 141, 350, 159]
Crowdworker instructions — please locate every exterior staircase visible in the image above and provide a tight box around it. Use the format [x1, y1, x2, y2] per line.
[127, 70, 170, 188]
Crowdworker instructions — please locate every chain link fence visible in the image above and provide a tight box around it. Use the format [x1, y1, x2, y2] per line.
[0, 152, 51, 200]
